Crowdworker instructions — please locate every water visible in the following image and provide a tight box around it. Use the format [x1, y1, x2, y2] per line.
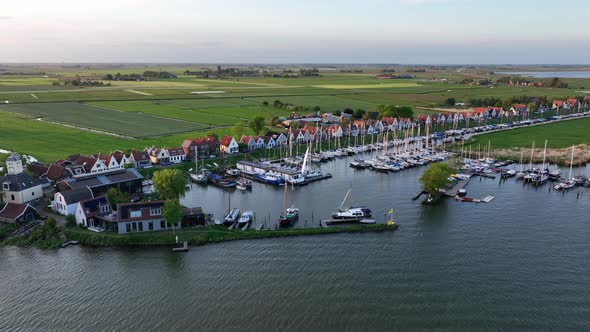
[496, 71, 590, 79]
[1, 157, 590, 331]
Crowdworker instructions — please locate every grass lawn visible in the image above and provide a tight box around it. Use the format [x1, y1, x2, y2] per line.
[0, 102, 205, 138]
[312, 82, 420, 89]
[464, 117, 590, 149]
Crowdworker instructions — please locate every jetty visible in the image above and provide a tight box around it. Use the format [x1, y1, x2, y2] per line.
[442, 177, 471, 197]
[172, 241, 188, 252]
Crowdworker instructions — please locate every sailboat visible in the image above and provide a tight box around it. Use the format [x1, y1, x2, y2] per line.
[331, 187, 372, 220]
[190, 150, 208, 184]
[532, 140, 549, 186]
[278, 184, 299, 226]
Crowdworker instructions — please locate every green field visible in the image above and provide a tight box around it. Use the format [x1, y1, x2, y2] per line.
[464, 118, 590, 149]
[0, 65, 589, 162]
[0, 102, 206, 138]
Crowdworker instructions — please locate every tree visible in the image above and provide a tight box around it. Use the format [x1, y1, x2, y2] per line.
[232, 121, 245, 138]
[163, 199, 183, 235]
[106, 188, 129, 210]
[65, 214, 76, 227]
[445, 97, 456, 106]
[353, 108, 366, 119]
[153, 169, 187, 200]
[262, 101, 269, 107]
[378, 105, 414, 119]
[248, 116, 265, 136]
[419, 162, 457, 199]
[312, 106, 321, 114]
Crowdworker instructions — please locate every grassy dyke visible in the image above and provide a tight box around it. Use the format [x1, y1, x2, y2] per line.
[63, 223, 398, 248]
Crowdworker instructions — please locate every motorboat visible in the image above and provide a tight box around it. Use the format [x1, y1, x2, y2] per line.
[238, 211, 253, 225]
[224, 208, 240, 226]
[278, 207, 299, 226]
[237, 178, 252, 189]
[255, 172, 285, 185]
[331, 207, 372, 220]
[190, 172, 208, 184]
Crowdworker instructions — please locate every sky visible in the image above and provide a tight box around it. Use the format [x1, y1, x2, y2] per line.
[2, 0, 590, 64]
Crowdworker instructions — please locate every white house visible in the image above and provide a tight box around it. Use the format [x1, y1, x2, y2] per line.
[1, 155, 43, 204]
[167, 147, 186, 164]
[220, 136, 239, 154]
[75, 196, 111, 227]
[264, 136, 276, 149]
[76, 156, 107, 174]
[148, 147, 170, 164]
[240, 136, 258, 151]
[53, 188, 93, 216]
[97, 154, 121, 170]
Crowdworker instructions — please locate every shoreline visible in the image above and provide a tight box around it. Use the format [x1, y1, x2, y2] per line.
[61, 223, 399, 249]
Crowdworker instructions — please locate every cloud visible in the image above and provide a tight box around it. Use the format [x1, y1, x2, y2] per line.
[0, 16, 14, 20]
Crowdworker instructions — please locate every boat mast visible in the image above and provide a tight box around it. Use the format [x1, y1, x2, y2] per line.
[542, 139, 548, 170]
[529, 140, 535, 170]
[569, 145, 575, 179]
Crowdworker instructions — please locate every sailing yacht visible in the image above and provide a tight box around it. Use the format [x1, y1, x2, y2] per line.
[331, 188, 372, 220]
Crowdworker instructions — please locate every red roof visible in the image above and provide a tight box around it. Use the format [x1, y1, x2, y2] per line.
[0, 203, 36, 221]
[584, 96, 590, 101]
[513, 104, 527, 109]
[473, 107, 488, 114]
[46, 163, 71, 181]
[553, 100, 564, 106]
[381, 117, 395, 125]
[220, 135, 234, 147]
[131, 150, 150, 162]
[168, 147, 185, 156]
[112, 151, 126, 163]
[240, 135, 253, 144]
[566, 98, 578, 106]
[76, 156, 99, 173]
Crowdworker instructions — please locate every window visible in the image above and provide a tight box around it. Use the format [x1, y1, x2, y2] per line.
[150, 208, 161, 216]
[132, 222, 137, 231]
[101, 205, 109, 213]
[130, 209, 142, 218]
[148, 221, 153, 231]
[138, 222, 143, 231]
[160, 220, 166, 229]
[11, 195, 15, 201]
[126, 223, 131, 233]
[32, 192, 35, 196]
[2, 183, 8, 190]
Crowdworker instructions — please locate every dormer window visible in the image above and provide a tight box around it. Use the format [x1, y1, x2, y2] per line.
[2, 183, 9, 190]
[130, 209, 142, 218]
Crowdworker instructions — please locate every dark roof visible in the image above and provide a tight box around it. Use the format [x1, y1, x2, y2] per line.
[6, 154, 21, 162]
[117, 201, 164, 222]
[1, 172, 41, 191]
[0, 203, 36, 221]
[46, 163, 72, 181]
[79, 196, 111, 219]
[58, 188, 94, 205]
[64, 169, 143, 190]
[27, 162, 49, 177]
[130, 150, 150, 162]
[76, 156, 99, 173]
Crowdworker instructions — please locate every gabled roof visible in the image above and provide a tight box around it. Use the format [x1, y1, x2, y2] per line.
[76, 156, 99, 173]
[130, 150, 150, 162]
[79, 195, 111, 219]
[220, 135, 235, 146]
[58, 188, 94, 205]
[27, 162, 49, 177]
[1, 172, 41, 191]
[97, 154, 115, 166]
[566, 98, 578, 106]
[45, 163, 72, 182]
[513, 104, 527, 109]
[553, 100, 564, 106]
[0, 203, 36, 221]
[240, 135, 253, 144]
[182, 138, 197, 149]
[112, 151, 127, 163]
[168, 147, 185, 156]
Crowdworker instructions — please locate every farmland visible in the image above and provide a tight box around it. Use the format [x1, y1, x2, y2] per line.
[0, 64, 589, 162]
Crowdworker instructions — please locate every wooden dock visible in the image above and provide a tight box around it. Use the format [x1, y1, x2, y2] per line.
[300, 173, 333, 185]
[172, 241, 188, 252]
[443, 178, 471, 197]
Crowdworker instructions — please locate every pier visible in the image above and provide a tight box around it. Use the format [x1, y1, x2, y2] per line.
[442, 177, 471, 197]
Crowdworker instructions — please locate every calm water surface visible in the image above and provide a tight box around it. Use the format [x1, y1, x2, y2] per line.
[496, 70, 590, 78]
[1, 157, 589, 331]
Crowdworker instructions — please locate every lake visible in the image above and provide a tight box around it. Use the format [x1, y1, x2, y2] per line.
[496, 71, 590, 79]
[1, 156, 589, 331]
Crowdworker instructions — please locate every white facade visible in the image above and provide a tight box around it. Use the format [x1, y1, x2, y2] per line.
[53, 192, 77, 216]
[221, 138, 239, 154]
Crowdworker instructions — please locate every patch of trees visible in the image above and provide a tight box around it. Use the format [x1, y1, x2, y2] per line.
[340, 69, 364, 73]
[103, 73, 144, 81]
[184, 67, 259, 78]
[445, 97, 456, 106]
[0, 72, 47, 76]
[56, 79, 110, 87]
[547, 77, 568, 88]
[142, 71, 176, 79]
[299, 68, 320, 77]
[382, 69, 396, 73]
[377, 105, 414, 119]
[406, 68, 426, 73]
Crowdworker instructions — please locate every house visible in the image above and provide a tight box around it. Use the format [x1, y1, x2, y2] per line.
[240, 136, 257, 151]
[53, 188, 94, 216]
[128, 150, 151, 169]
[274, 133, 288, 146]
[112, 151, 131, 167]
[97, 153, 121, 170]
[326, 125, 343, 138]
[76, 155, 107, 173]
[167, 147, 186, 164]
[1, 155, 43, 204]
[0, 203, 37, 225]
[75, 195, 112, 228]
[220, 136, 239, 154]
[115, 201, 172, 234]
[181, 139, 198, 159]
[584, 96, 590, 104]
[565, 98, 579, 109]
[45, 163, 73, 182]
[552, 100, 564, 110]
[263, 136, 276, 149]
[147, 147, 170, 164]
[58, 168, 143, 197]
[510, 104, 528, 116]
[27, 162, 49, 178]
